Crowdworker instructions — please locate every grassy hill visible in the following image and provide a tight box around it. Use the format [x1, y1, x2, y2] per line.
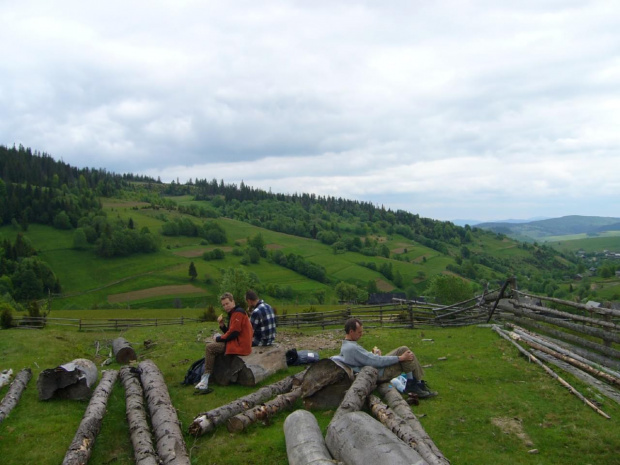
[477, 215, 620, 242]
[0, 193, 588, 311]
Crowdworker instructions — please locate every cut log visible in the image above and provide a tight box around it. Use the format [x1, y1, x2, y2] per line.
[300, 358, 354, 410]
[326, 410, 426, 465]
[332, 365, 377, 422]
[492, 326, 610, 419]
[212, 344, 287, 386]
[0, 368, 32, 423]
[62, 369, 119, 465]
[532, 350, 620, 406]
[227, 386, 302, 433]
[189, 370, 305, 436]
[284, 409, 339, 465]
[139, 360, 190, 465]
[119, 366, 159, 465]
[37, 358, 98, 400]
[113, 337, 137, 364]
[376, 383, 449, 465]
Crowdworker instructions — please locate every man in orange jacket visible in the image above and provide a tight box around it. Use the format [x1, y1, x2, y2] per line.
[195, 292, 253, 393]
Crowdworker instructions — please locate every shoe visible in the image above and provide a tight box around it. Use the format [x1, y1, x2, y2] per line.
[404, 379, 438, 399]
[195, 374, 210, 391]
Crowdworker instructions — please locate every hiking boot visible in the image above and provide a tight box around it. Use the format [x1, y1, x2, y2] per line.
[418, 380, 438, 398]
[404, 379, 438, 399]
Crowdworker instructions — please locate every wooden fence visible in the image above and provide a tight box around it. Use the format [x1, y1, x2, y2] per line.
[12, 316, 201, 331]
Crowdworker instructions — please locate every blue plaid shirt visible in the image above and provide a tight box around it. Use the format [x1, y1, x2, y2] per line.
[250, 300, 276, 346]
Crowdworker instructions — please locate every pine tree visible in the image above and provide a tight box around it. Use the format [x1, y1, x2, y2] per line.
[188, 261, 197, 281]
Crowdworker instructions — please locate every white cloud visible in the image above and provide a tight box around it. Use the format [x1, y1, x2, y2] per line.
[1, 0, 619, 221]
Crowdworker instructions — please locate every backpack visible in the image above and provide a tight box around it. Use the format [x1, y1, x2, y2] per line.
[181, 358, 205, 385]
[285, 348, 320, 366]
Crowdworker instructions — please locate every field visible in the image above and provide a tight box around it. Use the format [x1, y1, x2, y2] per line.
[1, 316, 619, 465]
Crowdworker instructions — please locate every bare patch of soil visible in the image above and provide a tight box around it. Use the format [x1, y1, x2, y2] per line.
[108, 284, 207, 303]
[491, 417, 534, 447]
[375, 279, 395, 292]
[266, 243, 284, 250]
[276, 329, 343, 352]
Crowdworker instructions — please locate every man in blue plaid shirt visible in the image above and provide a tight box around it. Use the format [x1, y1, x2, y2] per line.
[246, 290, 276, 346]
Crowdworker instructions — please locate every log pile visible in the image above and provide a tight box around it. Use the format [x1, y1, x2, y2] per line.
[300, 358, 354, 410]
[492, 325, 613, 419]
[62, 370, 119, 465]
[0, 368, 32, 423]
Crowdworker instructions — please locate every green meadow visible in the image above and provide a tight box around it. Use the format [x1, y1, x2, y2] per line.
[1, 320, 619, 465]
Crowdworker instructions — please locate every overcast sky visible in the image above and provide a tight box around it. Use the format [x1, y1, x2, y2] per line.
[2, 1, 619, 222]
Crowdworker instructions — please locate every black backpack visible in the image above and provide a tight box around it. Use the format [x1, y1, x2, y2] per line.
[286, 348, 320, 366]
[181, 358, 205, 385]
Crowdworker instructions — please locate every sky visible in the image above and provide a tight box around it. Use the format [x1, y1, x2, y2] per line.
[1, 1, 619, 223]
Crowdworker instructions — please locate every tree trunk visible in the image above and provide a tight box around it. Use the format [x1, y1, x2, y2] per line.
[503, 315, 620, 368]
[227, 387, 302, 433]
[511, 331, 620, 386]
[62, 369, 119, 465]
[533, 350, 620, 406]
[138, 360, 190, 465]
[119, 366, 159, 465]
[492, 326, 611, 419]
[0, 368, 32, 423]
[376, 383, 449, 465]
[189, 370, 305, 436]
[37, 358, 98, 400]
[326, 411, 426, 465]
[300, 358, 354, 410]
[284, 409, 339, 465]
[332, 365, 377, 422]
[212, 344, 288, 386]
[113, 337, 137, 364]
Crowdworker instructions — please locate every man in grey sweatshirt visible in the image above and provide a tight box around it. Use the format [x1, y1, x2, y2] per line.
[339, 317, 437, 398]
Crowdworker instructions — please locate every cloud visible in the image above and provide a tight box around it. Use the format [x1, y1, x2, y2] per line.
[1, 0, 619, 221]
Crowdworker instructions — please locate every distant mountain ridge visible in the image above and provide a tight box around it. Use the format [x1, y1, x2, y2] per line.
[475, 215, 620, 241]
[451, 217, 550, 227]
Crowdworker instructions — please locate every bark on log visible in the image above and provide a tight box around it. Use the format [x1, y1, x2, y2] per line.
[0, 368, 32, 423]
[509, 330, 620, 386]
[509, 299, 620, 330]
[113, 337, 137, 364]
[532, 350, 620, 406]
[301, 358, 354, 410]
[497, 303, 620, 344]
[189, 370, 305, 436]
[62, 369, 119, 465]
[503, 315, 620, 368]
[375, 383, 450, 465]
[492, 326, 611, 419]
[332, 365, 378, 422]
[227, 386, 302, 433]
[139, 360, 190, 465]
[37, 358, 98, 400]
[326, 411, 426, 465]
[212, 344, 287, 386]
[284, 409, 339, 465]
[119, 366, 159, 465]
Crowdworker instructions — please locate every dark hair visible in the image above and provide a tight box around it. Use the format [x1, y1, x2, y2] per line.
[344, 318, 362, 334]
[245, 289, 259, 301]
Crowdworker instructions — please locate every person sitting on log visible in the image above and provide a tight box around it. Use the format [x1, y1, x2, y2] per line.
[339, 317, 437, 399]
[195, 292, 253, 393]
[246, 289, 277, 346]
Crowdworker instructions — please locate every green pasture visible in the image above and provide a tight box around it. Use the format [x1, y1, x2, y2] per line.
[551, 235, 620, 253]
[1, 321, 618, 465]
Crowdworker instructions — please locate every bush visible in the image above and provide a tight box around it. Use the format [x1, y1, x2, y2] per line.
[1, 304, 14, 329]
[200, 305, 218, 322]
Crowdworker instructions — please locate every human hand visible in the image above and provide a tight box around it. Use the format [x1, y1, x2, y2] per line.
[217, 314, 224, 324]
[399, 350, 414, 362]
[212, 332, 221, 342]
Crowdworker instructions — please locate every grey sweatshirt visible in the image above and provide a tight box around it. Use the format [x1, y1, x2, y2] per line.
[339, 339, 399, 374]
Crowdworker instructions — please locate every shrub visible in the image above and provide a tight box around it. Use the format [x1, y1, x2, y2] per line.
[1, 304, 14, 329]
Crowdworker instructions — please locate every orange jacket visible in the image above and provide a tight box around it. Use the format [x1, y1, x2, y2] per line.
[218, 307, 253, 356]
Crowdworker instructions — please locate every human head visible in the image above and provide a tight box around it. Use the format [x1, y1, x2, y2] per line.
[344, 318, 363, 341]
[245, 289, 259, 306]
[220, 292, 235, 313]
